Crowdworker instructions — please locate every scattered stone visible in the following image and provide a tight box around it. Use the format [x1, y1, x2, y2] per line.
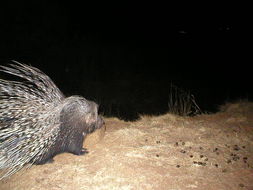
[238, 183, 244, 188]
[222, 169, 227, 173]
[198, 162, 206, 166]
[180, 150, 186, 154]
[233, 145, 240, 151]
[156, 154, 159, 157]
[215, 164, 218, 168]
[243, 157, 248, 163]
[156, 141, 161, 144]
[190, 155, 193, 158]
[193, 161, 206, 166]
[200, 155, 204, 158]
[175, 142, 179, 146]
[182, 142, 185, 145]
[176, 165, 180, 168]
[231, 154, 240, 161]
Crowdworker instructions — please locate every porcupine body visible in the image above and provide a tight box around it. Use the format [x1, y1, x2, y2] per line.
[0, 61, 104, 179]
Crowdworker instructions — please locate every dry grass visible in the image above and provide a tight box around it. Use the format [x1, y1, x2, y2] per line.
[167, 84, 201, 116]
[1, 101, 253, 190]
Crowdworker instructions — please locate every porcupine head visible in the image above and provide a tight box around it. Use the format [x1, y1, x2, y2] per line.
[0, 61, 104, 179]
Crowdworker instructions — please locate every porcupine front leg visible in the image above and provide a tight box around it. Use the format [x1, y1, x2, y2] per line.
[67, 132, 89, 155]
[35, 157, 55, 165]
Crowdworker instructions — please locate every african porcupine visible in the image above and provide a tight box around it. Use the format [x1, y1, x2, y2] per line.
[0, 61, 104, 179]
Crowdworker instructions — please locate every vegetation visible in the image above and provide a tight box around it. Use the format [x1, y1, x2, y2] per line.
[168, 83, 202, 116]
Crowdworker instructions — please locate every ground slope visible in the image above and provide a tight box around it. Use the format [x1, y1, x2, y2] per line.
[0, 101, 253, 190]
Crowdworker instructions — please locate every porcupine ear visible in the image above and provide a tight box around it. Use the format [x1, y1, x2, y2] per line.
[0, 60, 64, 103]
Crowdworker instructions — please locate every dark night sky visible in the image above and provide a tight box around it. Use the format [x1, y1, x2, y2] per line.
[0, 2, 251, 119]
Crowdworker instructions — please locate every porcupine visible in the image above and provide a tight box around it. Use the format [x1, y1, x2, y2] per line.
[0, 61, 104, 179]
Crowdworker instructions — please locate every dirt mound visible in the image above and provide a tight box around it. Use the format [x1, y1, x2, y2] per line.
[219, 100, 253, 114]
[1, 102, 253, 190]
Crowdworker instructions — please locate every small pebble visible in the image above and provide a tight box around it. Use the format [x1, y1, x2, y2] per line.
[215, 164, 218, 168]
[243, 157, 248, 163]
[156, 154, 159, 157]
[222, 169, 227, 173]
[180, 150, 186, 154]
[175, 142, 179, 146]
[156, 141, 161, 144]
[200, 155, 204, 158]
[182, 142, 185, 145]
[234, 145, 240, 151]
[176, 165, 180, 168]
[238, 183, 244, 188]
[193, 161, 206, 166]
[189, 155, 193, 158]
[232, 155, 240, 161]
[198, 162, 206, 166]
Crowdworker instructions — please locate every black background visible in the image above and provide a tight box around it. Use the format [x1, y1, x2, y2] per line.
[0, 2, 251, 120]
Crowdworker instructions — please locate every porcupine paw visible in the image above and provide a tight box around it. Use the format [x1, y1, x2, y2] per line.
[79, 148, 89, 155]
[45, 158, 55, 164]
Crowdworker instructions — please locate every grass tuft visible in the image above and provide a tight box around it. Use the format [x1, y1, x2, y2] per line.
[168, 83, 201, 116]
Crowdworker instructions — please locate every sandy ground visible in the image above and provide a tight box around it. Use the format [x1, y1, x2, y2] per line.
[0, 101, 253, 190]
